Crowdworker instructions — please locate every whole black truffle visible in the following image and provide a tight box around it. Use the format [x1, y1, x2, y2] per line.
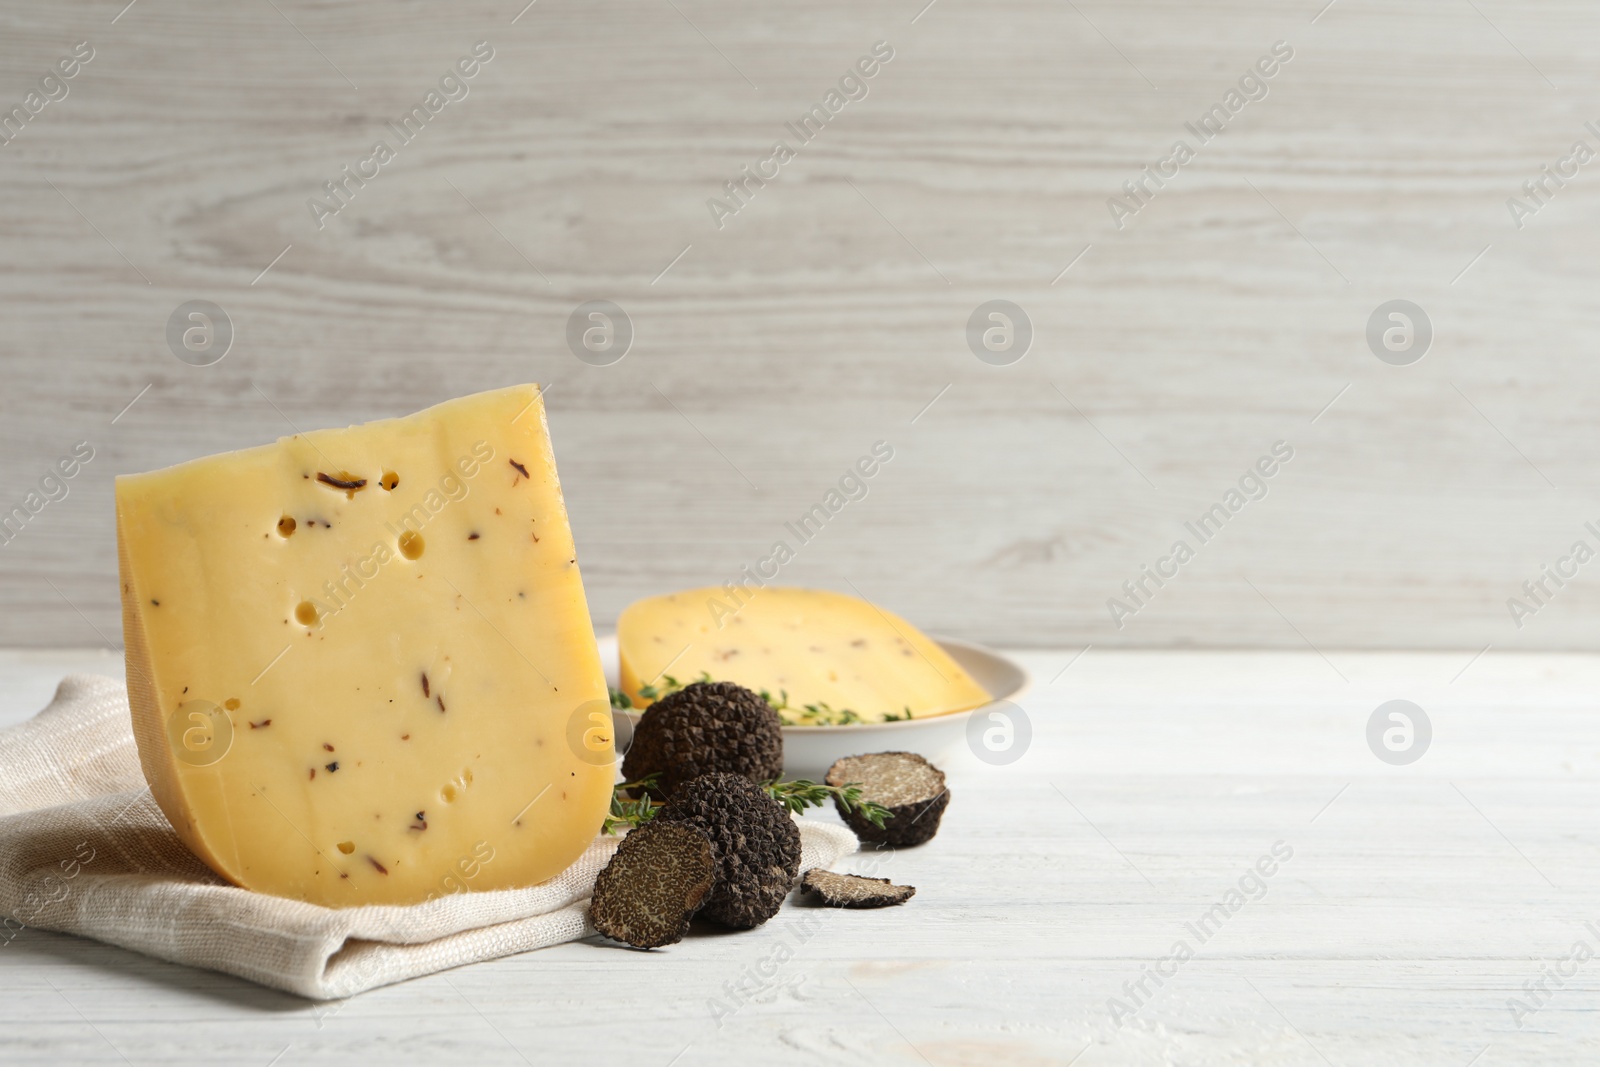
[590, 821, 716, 949]
[622, 681, 784, 799]
[655, 771, 802, 929]
[826, 751, 949, 847]
[801, 868, 915, 908]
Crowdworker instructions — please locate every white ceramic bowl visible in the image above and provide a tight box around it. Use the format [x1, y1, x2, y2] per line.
[597, 633, 1030, 779]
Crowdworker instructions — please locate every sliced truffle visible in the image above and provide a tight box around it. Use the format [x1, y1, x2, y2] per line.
[802, 868, 916, 908]
[622, 681, 783, 800]
[655, 772, 801, 929]
[590, 821, 716, 949]
[826, 751, 949, 847]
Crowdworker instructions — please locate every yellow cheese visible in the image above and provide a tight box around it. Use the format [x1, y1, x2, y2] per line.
[617, 587, 991, 724]
[116, 385, 614, 907]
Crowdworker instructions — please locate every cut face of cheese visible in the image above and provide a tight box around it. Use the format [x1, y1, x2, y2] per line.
[117, 385, 614, 907]
[617, 587, 991, 724]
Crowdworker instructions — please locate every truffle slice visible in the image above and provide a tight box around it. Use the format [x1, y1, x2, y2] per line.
[826, 751, 949, 847]
[802, 868, 915, 908]
[622, 681, 784, 800]
[590, 821, 715, 948]
[656, 772, 801, 929]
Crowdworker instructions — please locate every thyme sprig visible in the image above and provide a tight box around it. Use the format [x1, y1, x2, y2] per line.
[762, 778, 893, 830]
[601, 773, 662, 835]
[608, 673, 712, 710]
[756, 687, 897, 726]
[602, 773, 893, 833]
[614, 674, 913, 726]
[638, 671, 713, 702]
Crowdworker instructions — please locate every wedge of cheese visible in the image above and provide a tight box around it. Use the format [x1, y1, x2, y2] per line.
[617, 587, 991, 724]
[117, 385, 614, 907]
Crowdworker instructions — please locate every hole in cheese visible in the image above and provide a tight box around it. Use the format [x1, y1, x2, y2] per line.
[337, 841, 355, 855]
[380, 470, 399, 491]
[441, 784, 457, 803]
[294, 600, 318, 626]
[398, 531, 425, 560]
[277, 516, 296, 537]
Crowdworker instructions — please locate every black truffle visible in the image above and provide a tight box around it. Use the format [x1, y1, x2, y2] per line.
[826, 751, 949, 847]
[655, 772, 801, 929]
[801, 868, 915, 908]
[590, 821, 716, 949]
[622, 681, 784, 799]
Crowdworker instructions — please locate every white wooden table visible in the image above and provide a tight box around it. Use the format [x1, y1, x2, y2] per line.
[3, 647, 1596, 1065]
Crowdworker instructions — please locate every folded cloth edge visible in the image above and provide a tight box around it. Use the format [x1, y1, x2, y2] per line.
[0, 674, 860, 999]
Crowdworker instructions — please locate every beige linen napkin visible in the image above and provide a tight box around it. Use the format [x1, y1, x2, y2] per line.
[0, 674, 858, 1000]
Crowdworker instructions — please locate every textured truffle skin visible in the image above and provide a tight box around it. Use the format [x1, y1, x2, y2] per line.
[622, 681, 784, 799]
[826, 751, 950, 847]
[590, 821, 716, 949]
[656, 772, 802, 929]
[801, 868, 916, 908]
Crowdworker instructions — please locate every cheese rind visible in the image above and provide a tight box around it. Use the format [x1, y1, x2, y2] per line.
[117, 385, 613, 907]
[617, 587, 991, 723]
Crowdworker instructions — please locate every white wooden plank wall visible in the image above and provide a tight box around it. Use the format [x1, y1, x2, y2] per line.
[2, 0, 1597, 649]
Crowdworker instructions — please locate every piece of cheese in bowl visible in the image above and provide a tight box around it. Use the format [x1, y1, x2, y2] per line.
[116, 385, 614, 907]
[616, 586, 991, 725]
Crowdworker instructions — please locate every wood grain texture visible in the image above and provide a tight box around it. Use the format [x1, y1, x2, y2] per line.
[4, 647, 1599, 1063]
[2, 1, 1600, 648]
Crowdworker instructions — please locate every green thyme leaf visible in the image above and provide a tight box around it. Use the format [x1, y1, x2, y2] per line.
[761, 778, 893, 829]
[601, 774, 663, 834]
[636, 672, 713, 703]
